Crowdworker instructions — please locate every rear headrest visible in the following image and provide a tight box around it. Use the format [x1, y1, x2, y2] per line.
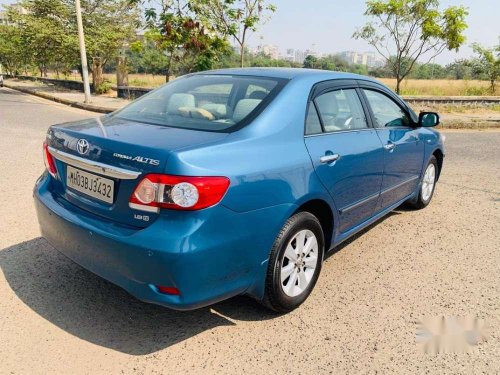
[233, 99, 262, 123]
[167, 94, 196, 115]
[248, 90, 267, 100]
[316, 92, 338, 115]
[201, 103, 232, 119]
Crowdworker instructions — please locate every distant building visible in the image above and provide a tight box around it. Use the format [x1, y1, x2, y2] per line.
[260, 44, 280, 60]
[0, 11, 9, 25]
[339, 51, 384, 68]
[305, 48, 322, 59]
[285, 49, 306, 64]
[0, 5, 28, 26]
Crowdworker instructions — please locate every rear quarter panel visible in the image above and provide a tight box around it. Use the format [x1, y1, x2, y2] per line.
[163, 78, 333, 214]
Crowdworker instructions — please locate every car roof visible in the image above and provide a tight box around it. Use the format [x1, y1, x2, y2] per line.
[197, 67, 382, 85]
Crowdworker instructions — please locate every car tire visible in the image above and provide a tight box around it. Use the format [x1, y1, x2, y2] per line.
[407, 155, 438, 210]
[261, 211, 324, 313]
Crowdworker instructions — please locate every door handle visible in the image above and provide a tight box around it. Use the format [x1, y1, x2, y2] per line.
[384, 142, 396, 151]
[320, 153, 340, 164]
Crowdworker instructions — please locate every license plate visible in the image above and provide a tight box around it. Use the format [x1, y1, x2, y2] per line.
[66, 166, 114, 204]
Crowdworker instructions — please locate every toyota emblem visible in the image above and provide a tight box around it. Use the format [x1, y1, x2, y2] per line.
[76, 139, 90, 155]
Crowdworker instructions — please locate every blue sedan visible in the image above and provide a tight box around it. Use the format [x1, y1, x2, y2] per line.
[35, 68, 444, 312]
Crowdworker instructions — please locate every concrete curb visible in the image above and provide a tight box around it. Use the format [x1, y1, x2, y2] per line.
[3, 83, 115, 114]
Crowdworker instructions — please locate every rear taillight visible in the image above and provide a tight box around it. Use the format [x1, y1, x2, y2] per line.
[129, 174, 230, 212]
[43, 142, 57, 178]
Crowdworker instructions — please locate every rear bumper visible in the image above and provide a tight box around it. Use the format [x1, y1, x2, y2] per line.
[34, 174, 293, 310]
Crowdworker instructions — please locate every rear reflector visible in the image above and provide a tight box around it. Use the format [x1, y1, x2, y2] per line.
[129, 174, 230, 212]
[157, 286, 181, 295]
[43, 141, 57, 178]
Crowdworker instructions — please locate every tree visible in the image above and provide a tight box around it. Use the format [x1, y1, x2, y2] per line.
[349, 63, 369, 76]
[411, 62, 446, 79]
[302, 54, 369, 74]
[132, 0, 230, 81]
[130, 38, 168, 76]
[214, 46, 299, 69]
[445, 59, 473, 80]
[471, 42, 500, 94]
[248, 51, 295, 67]
[76, 0, 140, 91]
[5, 0, 139, 90]
[191, 0, 276, 67]
[8, 0, 77, 77]
[303, 55, 317, 69]
[354, 0, 468, 94]
[319, 54, 350, 72]
[0, 24, 27, 75]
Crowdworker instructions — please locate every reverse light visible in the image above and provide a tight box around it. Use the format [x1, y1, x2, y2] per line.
[171, 182, 199, 208]
[129, 174, 230, 212]
[43, 142, 57, 178]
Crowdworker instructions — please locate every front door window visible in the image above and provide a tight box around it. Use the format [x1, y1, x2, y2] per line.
[363, 90, 411, 128]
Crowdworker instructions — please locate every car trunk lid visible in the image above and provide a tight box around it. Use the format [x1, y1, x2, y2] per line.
[46, 115, 228, 228]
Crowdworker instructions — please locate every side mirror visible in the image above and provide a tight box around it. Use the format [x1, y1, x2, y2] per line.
[418, 112, 440, 127]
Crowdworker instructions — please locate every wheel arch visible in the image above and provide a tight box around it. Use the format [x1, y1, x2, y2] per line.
[432, 148, 444, 180]
[293, 199, 334, 252]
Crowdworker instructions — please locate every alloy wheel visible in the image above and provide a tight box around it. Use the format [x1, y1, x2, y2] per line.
[280, 229, 319, 297]
[421, 163, 436, 202]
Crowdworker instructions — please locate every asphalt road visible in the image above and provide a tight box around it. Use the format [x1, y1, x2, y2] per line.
[0, 87, 499, 374]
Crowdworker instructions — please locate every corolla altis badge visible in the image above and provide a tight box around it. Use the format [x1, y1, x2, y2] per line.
[76, 139, 90, 155]
[113, 152, 160, 166]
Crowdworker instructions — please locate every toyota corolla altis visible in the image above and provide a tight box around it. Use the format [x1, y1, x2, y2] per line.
[34, 68, 444, 312]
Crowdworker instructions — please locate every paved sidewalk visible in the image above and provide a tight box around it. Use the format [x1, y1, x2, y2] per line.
[3, 78, 129, 113]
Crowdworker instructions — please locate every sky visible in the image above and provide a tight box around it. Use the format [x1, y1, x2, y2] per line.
[1, 0, 499, 64]
[254, 0, 500, 63]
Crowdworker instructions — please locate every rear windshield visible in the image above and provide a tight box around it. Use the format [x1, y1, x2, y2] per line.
[114, 75, 288, 132]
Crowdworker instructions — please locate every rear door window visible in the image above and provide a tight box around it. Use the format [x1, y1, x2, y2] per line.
[313, 89, 368, 132]
[305, 102, 322, 135]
